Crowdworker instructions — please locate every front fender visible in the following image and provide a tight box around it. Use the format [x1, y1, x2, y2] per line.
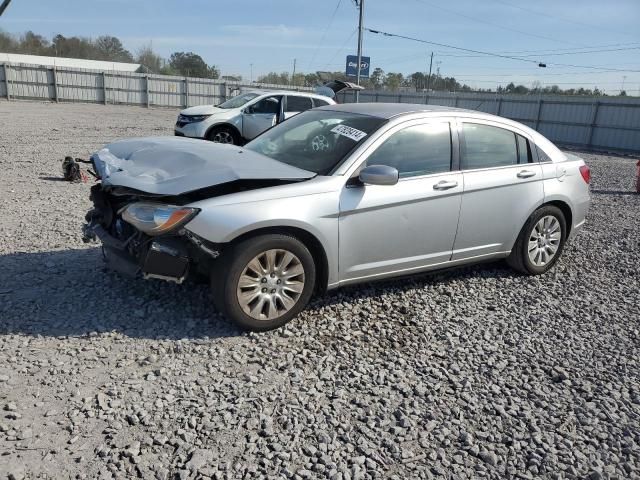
[185, 192, 340, 285]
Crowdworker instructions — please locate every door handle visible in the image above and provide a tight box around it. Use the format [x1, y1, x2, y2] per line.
[517, 170, 536, 179]
[433, 180, 458, 190]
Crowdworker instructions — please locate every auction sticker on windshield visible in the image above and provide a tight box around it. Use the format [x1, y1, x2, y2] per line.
[331, 124, 368, 142]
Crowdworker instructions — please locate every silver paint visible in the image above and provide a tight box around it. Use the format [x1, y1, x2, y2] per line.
[103, 104, 591, 290]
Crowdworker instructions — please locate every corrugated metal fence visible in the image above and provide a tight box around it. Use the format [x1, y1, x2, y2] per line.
[0, 62, 311, 109]
[1, 62, 639, 154]
[338, 90, 640, 154]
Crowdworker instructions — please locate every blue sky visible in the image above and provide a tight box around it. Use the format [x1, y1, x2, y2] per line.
[2, 0, 639, 93]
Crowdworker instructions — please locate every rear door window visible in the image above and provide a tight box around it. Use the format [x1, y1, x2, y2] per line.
[535, 144, 553, 163]
[461, 123, 518, 169]
[286, 96, 313, 113]
[313, 98, 331, 107]
[516, 134, 532, 164]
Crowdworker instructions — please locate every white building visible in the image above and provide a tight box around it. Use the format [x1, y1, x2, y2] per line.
[0, 53, 141, 72]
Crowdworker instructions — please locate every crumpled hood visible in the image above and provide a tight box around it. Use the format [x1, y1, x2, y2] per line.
[180, 105, 226, 116]
[92, 137, 315, 195]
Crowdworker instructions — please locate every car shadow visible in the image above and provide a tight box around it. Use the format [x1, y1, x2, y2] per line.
[0, 247, 520, 340]
[590, 189, 638, 196]
[0, 247, 242, 340]
[38, 176, 67, 182]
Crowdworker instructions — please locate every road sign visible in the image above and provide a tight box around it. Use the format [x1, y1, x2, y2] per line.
[346, 55, 370, 78]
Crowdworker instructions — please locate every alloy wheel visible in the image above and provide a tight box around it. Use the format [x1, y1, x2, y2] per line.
[236, 249, 306, 320]
[528, 215, 562, 267]
[212, 131, 235, 144]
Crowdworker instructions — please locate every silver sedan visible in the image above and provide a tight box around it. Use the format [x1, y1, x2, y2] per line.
[84, 103, 591, 330]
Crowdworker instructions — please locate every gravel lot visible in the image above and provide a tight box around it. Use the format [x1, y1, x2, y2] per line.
[0, 101, 639, 480]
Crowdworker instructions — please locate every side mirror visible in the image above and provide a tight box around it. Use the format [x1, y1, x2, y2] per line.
[358, 165, 399, 186]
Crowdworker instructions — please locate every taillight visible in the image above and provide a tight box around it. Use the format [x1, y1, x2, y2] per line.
[579, 165, 591, 184]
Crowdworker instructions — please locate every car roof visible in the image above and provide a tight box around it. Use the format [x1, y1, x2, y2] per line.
[316, 102, 478, 119]
[317, 102, 568, 163]
[250, 90, 335, 101]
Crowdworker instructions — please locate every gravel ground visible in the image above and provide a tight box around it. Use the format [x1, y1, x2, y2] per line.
[0, 101, 639, 480]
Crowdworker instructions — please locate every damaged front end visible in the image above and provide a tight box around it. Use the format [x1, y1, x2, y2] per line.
[82, 184, 220, 284]
[81, 136, 316, 283]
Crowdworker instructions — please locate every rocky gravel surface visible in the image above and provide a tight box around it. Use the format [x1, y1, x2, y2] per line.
[1, 101, 639, 480]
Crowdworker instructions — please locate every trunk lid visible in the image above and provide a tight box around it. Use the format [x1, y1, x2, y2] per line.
[92, 136, 315, 195]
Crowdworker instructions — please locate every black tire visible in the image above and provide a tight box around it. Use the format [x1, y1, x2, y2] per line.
[211, 234, 316, 331]
[507, 205, 567, 275]
[206, 125, 239, 145]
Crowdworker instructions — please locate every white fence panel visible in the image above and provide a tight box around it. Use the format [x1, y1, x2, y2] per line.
[2, 61, 640, 153]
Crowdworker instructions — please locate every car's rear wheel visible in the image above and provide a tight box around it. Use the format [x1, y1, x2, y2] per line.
[211, 234, 316, 331]
[206, 126, 238, 145]
[507, 205, 567, 275]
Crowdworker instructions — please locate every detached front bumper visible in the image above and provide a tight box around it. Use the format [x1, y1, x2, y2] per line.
[86, 223, 191, 283]
[82, 185, 222, 284]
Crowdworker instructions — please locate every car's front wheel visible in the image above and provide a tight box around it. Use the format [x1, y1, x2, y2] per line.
[206, 126, 239, 145]
[507, 205, 567, 275]
[211, 234, 316, 331]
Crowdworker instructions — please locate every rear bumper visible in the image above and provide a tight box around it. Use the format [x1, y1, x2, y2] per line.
[569, 196, 590, 241]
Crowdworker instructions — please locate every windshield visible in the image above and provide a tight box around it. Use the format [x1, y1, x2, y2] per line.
[244, 110, 386, 175]
[217, 92, 260, 109]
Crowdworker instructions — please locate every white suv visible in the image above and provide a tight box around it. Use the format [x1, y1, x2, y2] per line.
[174, 91, 336, 145]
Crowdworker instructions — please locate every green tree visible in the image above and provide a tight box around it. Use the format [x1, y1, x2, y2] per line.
[384, 72, 403, 90]
[0, 30, 18, 52]
[409, 71, 425, 91]
[303, 72, 321, 87]
[51, 34, 98, 59]
[257, 72, 290, 84]
[18, 31, 49, 55]
[370, 67, 385, 89]
[169, 51, 219, 79]
[94, 35, 133, 63]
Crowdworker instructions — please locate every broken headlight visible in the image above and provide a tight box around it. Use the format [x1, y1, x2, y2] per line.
[121, 203, 200, 236]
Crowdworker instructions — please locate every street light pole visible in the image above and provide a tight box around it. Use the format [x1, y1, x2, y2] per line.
[426, 52, 433, 92]
[355, 0, 364, 102]
[292, 58, 296, 87]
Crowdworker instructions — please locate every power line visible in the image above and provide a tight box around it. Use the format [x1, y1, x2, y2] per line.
[366, 28, 640, 73]
[450, 70, 639, 77]
[409, 0, 585, 46]
[366, 28, 544, 65]
[324, 27, 357, 70]
[373, 41, 640, 64]
[307, 0, 343, 71]
[491, 0, 637, 39]
[433, 46, 640, 59]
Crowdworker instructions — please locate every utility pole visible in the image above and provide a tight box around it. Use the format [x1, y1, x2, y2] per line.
[355, 0, 364, 102]
[0, 0, 12, 17]
[291, 59, 296, 86]
[250, 63, 253, 83]
[426, 52, 433, 92]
